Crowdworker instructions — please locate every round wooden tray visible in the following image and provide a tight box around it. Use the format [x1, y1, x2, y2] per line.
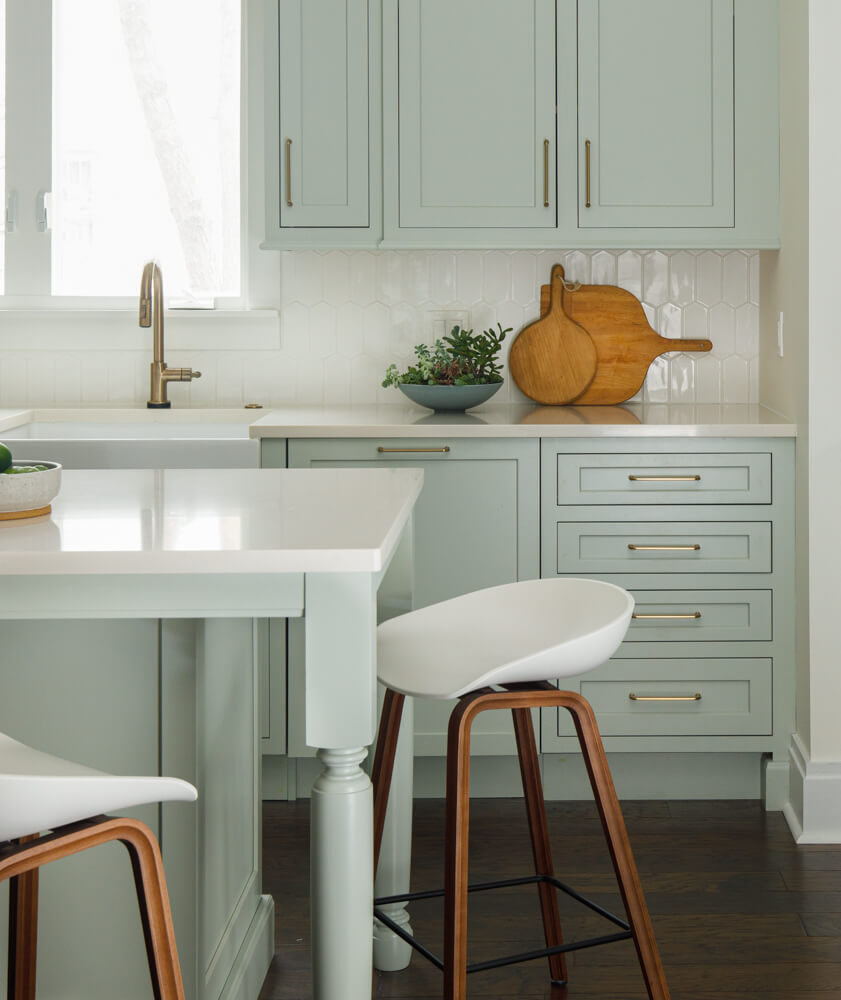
[0, 504, 52, 521]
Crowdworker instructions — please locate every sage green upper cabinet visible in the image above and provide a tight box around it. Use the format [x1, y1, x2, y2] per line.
[263, 0, 382, 247]
[558, 0, 779, 248]
[384, 0, 557, 237]
[577, 0, 734, 229]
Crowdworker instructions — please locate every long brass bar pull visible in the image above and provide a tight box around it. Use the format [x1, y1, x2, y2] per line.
[584, 139, 591, 208]
[632, 612, 702, 620]
[543, 139, 550, 207]
[377, 447, 450, 454]
[628, 544, 701, 552]
[628, 474, 701, 482]
[629, 693, 702, 702]
[285, 139, 293, 207]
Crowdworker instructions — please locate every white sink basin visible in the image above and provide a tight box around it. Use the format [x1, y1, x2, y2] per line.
[0, 409, 260, 469]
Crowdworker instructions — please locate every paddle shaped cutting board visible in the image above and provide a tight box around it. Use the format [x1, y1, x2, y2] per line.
[537, 267, 713, 405]
[508, 264, 597, 405]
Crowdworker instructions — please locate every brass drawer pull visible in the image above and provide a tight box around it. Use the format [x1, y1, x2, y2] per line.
[584, 138, 592, 208]
[632, 612, 702, 620]
[377, 446, 450, 454]
[543, 139, 550, 207]
[628, 544, 701, 552]
[628, 475, 701, 482]
[285, 138, 293, 207]
[629, 693, 702, 702]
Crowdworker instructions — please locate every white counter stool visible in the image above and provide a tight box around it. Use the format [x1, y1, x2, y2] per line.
[372, 577, 670, 1000]
[0, 732, 196, 1000]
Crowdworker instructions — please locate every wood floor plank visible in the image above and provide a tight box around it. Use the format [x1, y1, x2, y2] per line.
[258, 799, 841, 1000]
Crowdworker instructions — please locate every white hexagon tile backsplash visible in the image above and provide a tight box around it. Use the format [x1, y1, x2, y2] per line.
[0, 248, 759, 409]
[277, 249, 759, 407]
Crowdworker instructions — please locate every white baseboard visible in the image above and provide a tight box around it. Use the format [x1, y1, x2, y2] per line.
[267, 751, 772, 803]
[785, 733, 841, 843]
[217, 895, 275, 1000]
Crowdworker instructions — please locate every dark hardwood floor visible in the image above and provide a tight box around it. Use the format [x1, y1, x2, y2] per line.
[259, 798, 841, 999]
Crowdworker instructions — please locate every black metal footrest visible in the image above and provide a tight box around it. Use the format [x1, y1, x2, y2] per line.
[374, 872, 632, 975]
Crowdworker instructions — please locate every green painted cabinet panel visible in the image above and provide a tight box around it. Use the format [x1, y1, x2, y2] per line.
[625, 589, 772, 642]
[554, 657, 773, 737]
[0, 621, 160, 999]
[576, 0, 735, 229]
[389, 0, 557, 229]
[556, 520, 772, 575]
[265, 0, 380, 242]
[554, 451, 772, 505]
[284, 438, 540, 755]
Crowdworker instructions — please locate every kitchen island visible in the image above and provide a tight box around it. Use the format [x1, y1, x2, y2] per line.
[0, 466, 423, 1000]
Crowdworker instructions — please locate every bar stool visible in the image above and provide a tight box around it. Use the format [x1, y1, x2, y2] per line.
[372, 577, 670, 1000]
[0, 731, 196, 1000]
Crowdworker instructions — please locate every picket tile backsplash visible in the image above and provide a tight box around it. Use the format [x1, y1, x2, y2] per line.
[0, 249, 758, 408]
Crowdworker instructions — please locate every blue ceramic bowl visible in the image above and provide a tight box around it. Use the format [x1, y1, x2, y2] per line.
[397, 381, 503, 412]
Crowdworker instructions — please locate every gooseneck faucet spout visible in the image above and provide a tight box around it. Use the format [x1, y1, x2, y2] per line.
[140, 261, 202, 408]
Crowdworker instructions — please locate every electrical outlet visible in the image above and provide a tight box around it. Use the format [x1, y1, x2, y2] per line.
[777, 311, 784, 358]
[426, 310, 470, 342]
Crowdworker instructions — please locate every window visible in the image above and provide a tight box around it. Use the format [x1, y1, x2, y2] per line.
[4, 0, 242, 306]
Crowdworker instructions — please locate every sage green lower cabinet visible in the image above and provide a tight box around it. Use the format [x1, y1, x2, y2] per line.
[539, 438, 795, 804]
[0, 618, 268, 1000]
[277, 438, 540, 757]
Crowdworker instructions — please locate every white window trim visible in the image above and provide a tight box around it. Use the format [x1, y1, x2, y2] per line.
[1, 0, 278, 317]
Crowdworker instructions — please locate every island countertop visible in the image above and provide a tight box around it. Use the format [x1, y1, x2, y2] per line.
[0, 467, 424, 575]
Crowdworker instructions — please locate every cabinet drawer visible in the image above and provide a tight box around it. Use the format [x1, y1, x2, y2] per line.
[626, 590, 772, 642]
[554, 453, 771, 505]
[556, 521, 771, 574]
[557, 658, 772, 737]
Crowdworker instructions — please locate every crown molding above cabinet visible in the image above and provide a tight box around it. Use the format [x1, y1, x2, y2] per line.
[263, 0, 779, 251]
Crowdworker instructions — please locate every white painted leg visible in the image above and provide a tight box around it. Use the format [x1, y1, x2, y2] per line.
[373, 692, 414, 972]
[310, 746, 373, 1000]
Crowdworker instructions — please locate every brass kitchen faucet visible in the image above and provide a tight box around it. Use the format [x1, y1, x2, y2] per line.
[140, 261, 201, 408]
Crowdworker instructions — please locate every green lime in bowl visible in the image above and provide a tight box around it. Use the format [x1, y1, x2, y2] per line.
[0, 442, 12, 474]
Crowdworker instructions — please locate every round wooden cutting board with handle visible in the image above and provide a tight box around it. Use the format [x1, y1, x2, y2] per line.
[508, 264, 597, 405]
[535, 269, 713, 405]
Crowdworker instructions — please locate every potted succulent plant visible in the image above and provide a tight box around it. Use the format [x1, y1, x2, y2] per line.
[382, 323, 510, 411]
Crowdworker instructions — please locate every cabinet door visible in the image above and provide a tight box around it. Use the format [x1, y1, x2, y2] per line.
[287, 438, 540, 755]
[577, 0, 735, 229]
[277, 0, 370, 227]
[395, 0, 557, 228]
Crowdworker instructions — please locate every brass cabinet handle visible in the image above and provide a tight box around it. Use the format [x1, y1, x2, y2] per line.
[377, 446, 450, 453]
[632, 612, 702, 620]
[628, 475, 701, 483]
[628, 544, 701, 552]
[285, 138, 293, 207]
[629, 693, 702, 702]
[585, 139, 591, 208]
[543, 139, 550, 207]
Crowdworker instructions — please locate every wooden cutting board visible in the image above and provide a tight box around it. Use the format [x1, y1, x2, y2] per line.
[508, 264, 597, 405]
[536, 266, 713, 405]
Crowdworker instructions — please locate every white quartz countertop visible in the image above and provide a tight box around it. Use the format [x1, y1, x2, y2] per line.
[0, 467, 423, 574]
[0, 403, 797, 440]
[248, 403, 796, 438]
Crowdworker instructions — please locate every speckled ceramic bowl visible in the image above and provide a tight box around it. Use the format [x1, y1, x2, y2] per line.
[0, 461, 62, 514]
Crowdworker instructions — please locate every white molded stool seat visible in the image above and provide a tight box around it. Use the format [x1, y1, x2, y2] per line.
[377, 577, 634, 699]
[0, 732, 197, 844]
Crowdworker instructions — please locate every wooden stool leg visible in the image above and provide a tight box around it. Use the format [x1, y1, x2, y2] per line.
[563, 694, 670, 1000]
[443, 696, 476, 1000]
[371, 689, 405, 875]
[118, 820, 186, 1000]
[7, 838, 39, 1000]
[511, 707, 567, 985]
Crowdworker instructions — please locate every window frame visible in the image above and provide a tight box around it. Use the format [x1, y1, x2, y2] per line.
[1, 0, 276, 316]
